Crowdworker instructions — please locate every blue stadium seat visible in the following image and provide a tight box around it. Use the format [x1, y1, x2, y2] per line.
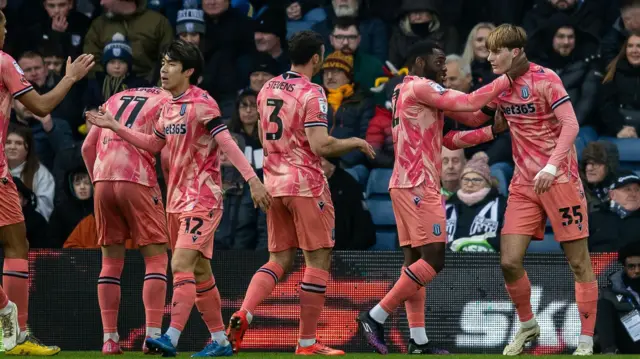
[578, 126, 598, 145]
[528, 234, 562, 252]
[599, 137, 640, 170]
[370, 231, 398, 250]
[366, 198, 396, 226]
[490, 162, 513, 196]
[350, 164, 370, 188]
[344, 168, 359, 183]
[366, 169, 393, 198]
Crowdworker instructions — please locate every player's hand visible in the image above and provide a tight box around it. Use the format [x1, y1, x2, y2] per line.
[85, 106, 119, 131]
[492, 109, 509, 134]
[505, 52, 530, 82]
[65, 54, 95, 83]
[52, 15, 68, 32]
[248, 177, 272, 212]
[356, 138, 376, 160]
[533, 165, 556, 195]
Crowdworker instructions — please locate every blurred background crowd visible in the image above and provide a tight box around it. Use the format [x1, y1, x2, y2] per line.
[3, 0, 640, 254]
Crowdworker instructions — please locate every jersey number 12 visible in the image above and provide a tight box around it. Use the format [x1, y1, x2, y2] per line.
[115, 96, 148, 128]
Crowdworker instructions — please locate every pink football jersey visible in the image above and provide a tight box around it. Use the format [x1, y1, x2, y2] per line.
[258, 71, 328, 198]
[153, 86, 224, 213]
[489, 63, 579, 185]
[0, 51, 33, 180]
[93, 87, 171, 187]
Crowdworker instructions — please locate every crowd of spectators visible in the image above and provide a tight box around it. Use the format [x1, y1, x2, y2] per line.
[4, 0, 640, 253]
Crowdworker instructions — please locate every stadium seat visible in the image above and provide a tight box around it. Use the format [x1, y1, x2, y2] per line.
[344, 168, 359, 183]
[366, 198, 396, 226]
[528, 234, 562, 252]
[578, 126, 598, 145]
[370, 230, 398, 250]
[599, 137, 640, 170]
[490, 162, 513, 196]
[350, 164, 370, 188]
[366, 168, 393, 198]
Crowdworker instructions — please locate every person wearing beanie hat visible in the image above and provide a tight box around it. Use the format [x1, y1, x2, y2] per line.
[579, 141, 620, 209]
[176, 8, 206, 46]
[322, 51, 355, 112]
[247, 52, 280, 92]
[446, 155, 507, 253]
[252, 6, 290, 73]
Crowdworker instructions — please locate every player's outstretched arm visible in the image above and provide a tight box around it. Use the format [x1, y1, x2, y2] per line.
[210, 124, 272, 211]
[18, 54, 95, 117]
[444, 106, 494, 128]
[85, 108, 166, 153]
[81, 125, 100, 182]
[414, 75, 511, 112]
[305, 126, 375, 159]
[443, 127, 494, 150]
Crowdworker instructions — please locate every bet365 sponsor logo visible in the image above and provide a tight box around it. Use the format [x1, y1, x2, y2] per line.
[456, 286, 581, 349]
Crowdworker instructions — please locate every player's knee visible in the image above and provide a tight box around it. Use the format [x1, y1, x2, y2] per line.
[500, 257, 523, 275]
[567, 257, 589, 276]
[170, 256, 195, 274]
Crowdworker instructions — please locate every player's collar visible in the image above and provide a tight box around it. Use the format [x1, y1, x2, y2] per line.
[284, 71, 303, 80]
[172, 86, 192, 101]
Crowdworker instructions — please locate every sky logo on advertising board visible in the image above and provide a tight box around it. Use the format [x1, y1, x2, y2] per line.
[456, 286, 580, 352]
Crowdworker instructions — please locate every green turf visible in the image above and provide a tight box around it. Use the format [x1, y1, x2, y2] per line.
[12, 353, 633, 358]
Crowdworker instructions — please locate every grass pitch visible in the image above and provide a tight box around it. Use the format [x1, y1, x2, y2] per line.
[23, 353, 631, 358]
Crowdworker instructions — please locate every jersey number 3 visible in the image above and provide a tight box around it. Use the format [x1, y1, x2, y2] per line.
[115, 96, 148, 128]
[266, 98, 284, 141]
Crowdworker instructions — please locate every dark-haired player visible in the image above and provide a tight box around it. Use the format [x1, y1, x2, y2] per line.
[225, 30, 374, 356]
[357, 39, 528, 354]
[86, 39, 271, 357]
[0, 9, 94, 356]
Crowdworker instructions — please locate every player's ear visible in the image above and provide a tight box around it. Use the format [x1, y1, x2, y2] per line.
[511, 47, 522, 58]
[184, 68, 194, 79]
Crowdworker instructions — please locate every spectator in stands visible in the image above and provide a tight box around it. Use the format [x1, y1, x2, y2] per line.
[444, 54, 472, 93]
[522, 0, 602, 40]
[246, 53, 279, 93]
[83, 0, 174, 81]
[388, 0, 458, 68]
[580, 141, 620, 210]
[17, 51, 83, 130]
[201, 0, 255, 63]
[320, 157, 375, 249]
[599, 34, 640, 138]
[286, 1, 326, 39]
[85, 35, 149, 107]
[445, 156, 505, 252]
[5, 126, 55, 222]
[602, 0, 640, 66]
[312, 0, 387, 62]
[323, 51, 374, 168]
[13, 177, 49, 248]
[596, 242, 640, 354]
[528, 13, 601, 125]
[589, 170, 640, 252]
[11, 98, 74, 171]
[23, 0, 91, 59]
[461, 22, 498, 89]
[328, 17, 384, 90]
[365, 102, 393, 168]
[216, 129, 267, 250]
[49, 166, 94, 248]
[176, 8, 206, 52]
[40, 40, 66, 76]
[441, 147, 465, 199]
[238, 6, 290, 83]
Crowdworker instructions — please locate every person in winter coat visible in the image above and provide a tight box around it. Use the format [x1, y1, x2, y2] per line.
[285, 0, 326, 40]
[83, 0, 174, 81]
[601, 0, 640, 67]
[588, 170, 640, 252]
[320, 157, 375, 249]
[599, 34, 640, 138]
[388, 0, 458, 68]
[12, 177, 48, 248]
[522, 0, 602, 40]
[461, 22, 498, 91]
[322, 51, 374, 168]
[48, 167, 94, 248]
[528, 13, 601, 126]
[579, 141, 620, 211]
[311, 0, 387, 62]
[595, 242, 640, 354]
[5, 125, 55, 222]
[445, 155, 506, 252]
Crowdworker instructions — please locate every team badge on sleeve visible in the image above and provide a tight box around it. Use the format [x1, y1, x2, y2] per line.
[428, 81, 446, 95]
[318, 98, 328, 114]
[12, 61, 24, 75]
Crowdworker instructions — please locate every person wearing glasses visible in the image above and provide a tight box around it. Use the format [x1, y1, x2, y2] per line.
[595, 242, 640, 354]
[445, 154, 506, 252]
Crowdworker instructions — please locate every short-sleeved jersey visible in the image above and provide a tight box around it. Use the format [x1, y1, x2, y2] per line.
[93, 87, 171, 186]
[258, 71, 328, 198]
[153, 86, 224, 213]
[0, 51, 33, 180]
[489, 63, 579, 185]
[389, 76, 446, 190]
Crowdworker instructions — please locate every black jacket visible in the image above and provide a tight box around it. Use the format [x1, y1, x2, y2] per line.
[598, 58, 640, 136]
[601, 17, 629, 68]
[522, 0, 602, 39]
[445, 188, 506, 250]
[23, 10, 91, 59]
[597, 270, 640, 354]
[48, 166, 94, 248]
[203, 7, 255, 62]
[588, 203, 640, 252]
[328, 168, 375, 250]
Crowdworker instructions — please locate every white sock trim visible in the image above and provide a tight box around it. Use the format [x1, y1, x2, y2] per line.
[166, 327, 181, 347]
[298, 338, 316, 348]
[410, 327, 428, 345]
[369, 304, 389, 324]
[521, 317, 538, 329]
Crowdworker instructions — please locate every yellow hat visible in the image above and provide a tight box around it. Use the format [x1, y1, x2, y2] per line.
[322, 51, 354, 77]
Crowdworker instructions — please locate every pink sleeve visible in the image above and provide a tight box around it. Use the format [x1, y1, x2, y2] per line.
[443, 126, 494, 150]
[413, 75, 511, 112]
[304, 89, 329, 128]
[116, 125, 166, 153]
[214, 130, 257, 182]
[444, 108, 494, 127]
[547, 101, 579, 168]
[81, 126, 100, 182]
[543, 71, 571, 110]
[2, 54, 34, 97]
